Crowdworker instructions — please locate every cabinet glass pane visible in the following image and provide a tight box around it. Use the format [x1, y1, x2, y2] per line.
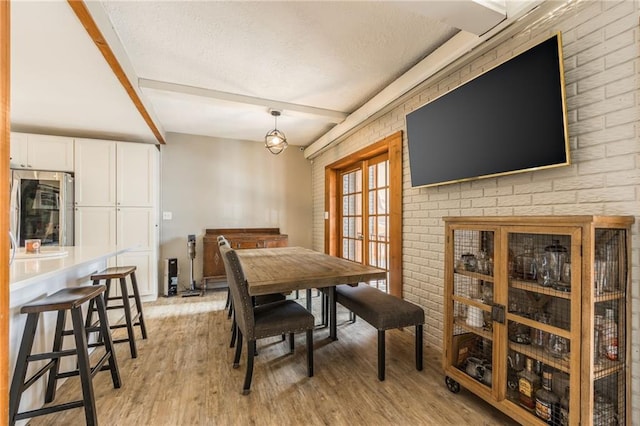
[593, 228, 627, 426]
[451, 229, 494, 388]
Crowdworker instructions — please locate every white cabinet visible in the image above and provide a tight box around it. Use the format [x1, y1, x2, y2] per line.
[74, 139, 156, 207]
[10, 132, 74, 171]
[117, 143, 157, 207]
[117, 208, 157, 252]
[74, 138, 159, 299]
[74, 207, 117, 248]
[74, 138, 116, 206]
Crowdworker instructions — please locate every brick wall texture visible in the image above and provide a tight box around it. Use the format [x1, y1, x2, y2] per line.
[309, 0, 640, 422]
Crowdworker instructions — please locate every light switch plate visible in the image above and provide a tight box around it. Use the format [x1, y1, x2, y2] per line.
[162, 211, 173, 220]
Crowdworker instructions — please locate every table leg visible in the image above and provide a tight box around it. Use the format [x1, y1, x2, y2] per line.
[329, 286, 337, 341]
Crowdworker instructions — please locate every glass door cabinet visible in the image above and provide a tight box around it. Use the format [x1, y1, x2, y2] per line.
[443, 216, 633, 426]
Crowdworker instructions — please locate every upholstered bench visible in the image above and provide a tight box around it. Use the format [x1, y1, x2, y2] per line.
[335, 283, 424, 381]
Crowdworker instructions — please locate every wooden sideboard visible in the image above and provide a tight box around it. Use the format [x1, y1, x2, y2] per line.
[203, 228, 288, 284]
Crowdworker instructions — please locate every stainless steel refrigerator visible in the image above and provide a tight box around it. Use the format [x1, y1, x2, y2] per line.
[10, 170, 74, 247]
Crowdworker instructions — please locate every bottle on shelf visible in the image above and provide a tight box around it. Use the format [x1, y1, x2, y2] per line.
[531, 312, 550, 348]
[518, 357, 541, 411]
[535, 366, 560, 422]
[601, 308, 618, 361]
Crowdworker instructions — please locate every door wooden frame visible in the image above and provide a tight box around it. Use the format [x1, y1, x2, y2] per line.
[1, 1, 11, 423]
[324, 131, 402, 297]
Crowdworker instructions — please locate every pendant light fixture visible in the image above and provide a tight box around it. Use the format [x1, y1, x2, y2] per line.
[264, 109, 288, 155]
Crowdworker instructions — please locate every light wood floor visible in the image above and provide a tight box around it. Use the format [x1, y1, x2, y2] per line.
[27, 290, 518, 425]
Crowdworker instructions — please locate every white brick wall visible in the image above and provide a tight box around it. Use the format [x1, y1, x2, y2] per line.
[310, 0, 640, 422]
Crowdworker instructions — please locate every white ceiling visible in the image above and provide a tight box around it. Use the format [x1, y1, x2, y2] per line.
[9, 1, 528, 150]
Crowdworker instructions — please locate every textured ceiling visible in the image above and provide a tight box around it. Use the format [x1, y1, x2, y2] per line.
[10, 1, 518, 148]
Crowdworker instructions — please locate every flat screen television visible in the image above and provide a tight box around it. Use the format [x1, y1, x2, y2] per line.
[406, 33, 569, 188]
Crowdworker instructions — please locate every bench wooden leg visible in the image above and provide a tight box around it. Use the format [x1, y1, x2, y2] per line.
[378, 329, 385, 381]
[416, 324, 423, 371]
[289, 332, 295, 353]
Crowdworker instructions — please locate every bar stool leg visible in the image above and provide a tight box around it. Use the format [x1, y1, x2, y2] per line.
[95, 289, 122, 388]
[44, 310, 67, 403]
[9, 312, 39, 426]
[71, 306, 98, 426]
[118, 277, 138, 358]
[129, 271, 148, 339]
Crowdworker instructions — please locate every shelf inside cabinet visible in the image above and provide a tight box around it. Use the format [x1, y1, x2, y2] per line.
[454, 268, 493, 283]
[453, 317, 493, 340]
[594, 290, 624, 302]
[594, 358, 624, 379]
[510, 279, 571, 300]
[508, 342, 570, 373]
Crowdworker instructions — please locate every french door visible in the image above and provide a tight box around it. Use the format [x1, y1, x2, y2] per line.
[339, 154, 389, 291]
[325, 131, 402, 297]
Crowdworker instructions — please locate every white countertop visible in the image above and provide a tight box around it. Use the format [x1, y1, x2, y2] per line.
[10, 245, 128, 291]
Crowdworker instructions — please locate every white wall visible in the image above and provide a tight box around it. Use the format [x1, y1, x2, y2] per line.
[310, 0, 640, 423]
[159, 132, 312, 291]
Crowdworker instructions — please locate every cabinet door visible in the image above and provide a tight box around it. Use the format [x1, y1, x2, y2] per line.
[445, 227, 497, 395]
[504, 228, 581, 424]
[74, 206, 117, 247]
[117, 142, 157, 207]
[74, 138, 117, 206]
[10, 133, 74, 171]
[116, 207, 156, 251]
[9, 132, 28, 169]
[117, 251, 156, 297]
[26, 134, 74, 172]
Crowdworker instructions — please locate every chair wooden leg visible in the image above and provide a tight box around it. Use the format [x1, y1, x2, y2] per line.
[44, 310, 66, 403]
[306, 289, 312, 311]
[233, 330, 243, 368]
[230, 317, 237, 348]
[306, 329, 314, 377]
[71, 306, 98, 426]
[129, 272, 148, 339]
[289, 332, 295, 353]
[242, 340, 256, 395]
[9, 312, 39, 426]
[95, 291, 121, 388]
[416, 324, 423, 371]
[119, 277, 137, 358]
[227, 298, 233, 319]
[378, 329, 385, 381]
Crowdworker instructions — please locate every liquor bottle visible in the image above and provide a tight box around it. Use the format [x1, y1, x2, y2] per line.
[535, 366, 559, 422]
[518, 358, 540, 411]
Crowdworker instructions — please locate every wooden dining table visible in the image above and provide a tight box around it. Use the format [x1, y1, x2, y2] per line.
[235, 246, 387, 340]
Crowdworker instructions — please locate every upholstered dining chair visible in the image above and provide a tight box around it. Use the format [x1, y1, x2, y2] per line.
[220, 244, 315, 395]
[218, 236, 287, 348]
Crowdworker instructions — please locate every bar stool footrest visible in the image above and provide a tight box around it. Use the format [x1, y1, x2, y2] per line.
[15, 400, 85, 421]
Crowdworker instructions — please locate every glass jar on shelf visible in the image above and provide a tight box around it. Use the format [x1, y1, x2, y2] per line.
[515, 238, 537, 281]
[537, 239, 568, 288]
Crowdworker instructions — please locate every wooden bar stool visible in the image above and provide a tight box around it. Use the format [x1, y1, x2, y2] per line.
[86, 266, 148, 358]
[9, 285, 121, 426]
